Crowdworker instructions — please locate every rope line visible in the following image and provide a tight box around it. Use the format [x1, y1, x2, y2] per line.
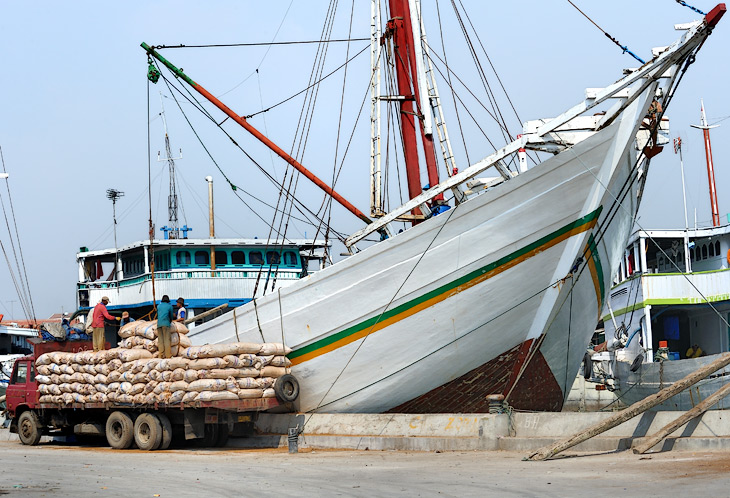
[154, 38, 369, 49]
[565, 0, 646, 64]
[676, 0, 707, 15]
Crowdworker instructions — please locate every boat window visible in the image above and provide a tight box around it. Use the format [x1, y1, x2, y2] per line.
[215, 250, 228, 265]
[266, 251, 281, 265]
[284, 251, 298, 266]
[249, 250, 264, 265]
[13, 362, 27, 384]
[716, 241, 721, 256]
[176, 251, 191, 265]
[709, 242, 715, 257]
[231, 250, 246, 265]
[155, 252, 170, 271]
[195, 251, 210, 265]
[702, 245, 708, 259]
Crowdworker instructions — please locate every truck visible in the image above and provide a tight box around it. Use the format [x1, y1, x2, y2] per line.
[5, 338, 300, 450]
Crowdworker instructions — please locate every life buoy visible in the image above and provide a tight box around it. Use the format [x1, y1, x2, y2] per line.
[727, 249, 730, 265]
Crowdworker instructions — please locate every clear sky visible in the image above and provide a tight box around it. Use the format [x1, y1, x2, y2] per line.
[0, 1, 727, 319]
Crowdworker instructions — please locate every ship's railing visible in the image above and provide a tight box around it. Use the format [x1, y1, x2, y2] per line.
[78, 268, 303, 290]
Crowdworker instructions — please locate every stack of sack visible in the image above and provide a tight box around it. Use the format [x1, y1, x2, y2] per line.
[36, 319, 292, 405]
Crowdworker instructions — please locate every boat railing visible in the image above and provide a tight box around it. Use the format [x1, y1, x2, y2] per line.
[78, 268, 303, 289]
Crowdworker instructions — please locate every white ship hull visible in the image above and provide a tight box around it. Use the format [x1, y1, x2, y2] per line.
[189, 89, 651, 413]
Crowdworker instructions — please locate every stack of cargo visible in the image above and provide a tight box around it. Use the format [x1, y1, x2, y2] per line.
[35, 320, 292, 405]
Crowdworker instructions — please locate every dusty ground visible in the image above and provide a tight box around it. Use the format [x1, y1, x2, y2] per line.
[1, 437, 729, 497]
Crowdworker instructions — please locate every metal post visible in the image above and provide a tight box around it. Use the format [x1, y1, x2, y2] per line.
[287, 427, 299, 453]
[206, 176, 216, 276]
[106, 189, 125, 281]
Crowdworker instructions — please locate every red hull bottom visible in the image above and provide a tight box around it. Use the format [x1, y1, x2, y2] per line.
[389, 340, 564, 413]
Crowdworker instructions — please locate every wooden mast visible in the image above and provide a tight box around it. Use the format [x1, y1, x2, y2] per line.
[691, 99, 721, 227]
[384, 0, 441, 222]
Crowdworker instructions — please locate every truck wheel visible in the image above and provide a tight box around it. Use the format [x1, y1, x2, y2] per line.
[18, 411, 42, 446]
[134, 413, 163, 451]
[274, 374, 299, 403]
[106, 411, 134, 449]
[195, 423, 219, 448]
[214, 426, 229, 447]
[157, 413, 173, 450]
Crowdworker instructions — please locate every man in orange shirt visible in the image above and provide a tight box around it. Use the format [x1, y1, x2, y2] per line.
[92, 296, 120, 352]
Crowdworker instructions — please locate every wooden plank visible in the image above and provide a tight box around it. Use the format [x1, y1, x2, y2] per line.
[527, 353, 730, 461]
[183, 303, 228, 325]
[632, 381, 730, 454]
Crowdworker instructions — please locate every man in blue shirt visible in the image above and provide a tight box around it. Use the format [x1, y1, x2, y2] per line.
[157, 295, 175, 358]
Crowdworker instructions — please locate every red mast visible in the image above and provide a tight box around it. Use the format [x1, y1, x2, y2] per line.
[691, 99, 721, 227]
[385, 0, 440, 217]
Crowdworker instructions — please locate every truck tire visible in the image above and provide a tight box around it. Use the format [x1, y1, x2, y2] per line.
[106, 411, 134, 449]
[274, 374, 299, 403]
[18, 411, 42, 446]
[157, 413, 173, 450]
[195, 423, 219, 448]
[215, 425, 229, 447]
[134, 413, 163, 451]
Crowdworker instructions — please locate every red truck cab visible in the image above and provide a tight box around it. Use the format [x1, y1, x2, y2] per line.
[6, 340, 95, 440]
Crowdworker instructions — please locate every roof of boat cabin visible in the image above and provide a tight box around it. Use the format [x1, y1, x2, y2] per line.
[627, 223, 730, 245]
[77, 237, 330, 259]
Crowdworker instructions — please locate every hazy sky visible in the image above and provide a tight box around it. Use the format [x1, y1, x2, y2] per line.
[0, 1, 727, 319]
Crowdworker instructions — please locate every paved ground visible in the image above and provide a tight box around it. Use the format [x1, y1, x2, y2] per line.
[1, 437, 730, 497]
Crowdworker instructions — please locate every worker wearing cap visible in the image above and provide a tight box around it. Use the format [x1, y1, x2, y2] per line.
[157, 295, 175, 358]
[175, 297, 186, 323]
[92, 296, 120, 352]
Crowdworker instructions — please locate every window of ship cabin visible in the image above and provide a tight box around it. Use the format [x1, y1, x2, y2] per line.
[249, 250, 264, 265]
[284, 251, 297, 266]
[195, 251, 209, 265]
[176, 251, 191, 266]
[716, 241, 721, 256]
[231, 251, 245, 265]
[710, 242, 715, 257]
[266, 251, 281, 265]
[702, 245, 708, 259]
[215, 250, 228, 265]
[155, 252, 170, 271]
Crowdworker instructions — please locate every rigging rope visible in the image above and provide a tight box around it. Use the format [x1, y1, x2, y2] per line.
[244, 45, 369, 120]
[154, 38, 369, 49]
[675, 0, 707, 15]
[565, 0, 646, 64]
[0, 147, 36, 322]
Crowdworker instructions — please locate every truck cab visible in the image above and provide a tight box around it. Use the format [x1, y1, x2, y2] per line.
[6, 356, 37, 419]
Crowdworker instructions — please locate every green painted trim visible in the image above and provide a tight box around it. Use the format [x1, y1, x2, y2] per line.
[141, 42, 197, 87]
[587, 234, 605, 303]
[602, 294, 730, 321]
[643, 267, 730, 277]
[290, 207, 603, 360]
[609, 267, 730, 291]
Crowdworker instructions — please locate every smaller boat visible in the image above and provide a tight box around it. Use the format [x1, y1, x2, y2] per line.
[598, 101, 730, 409]
[76, 237, 329, 321]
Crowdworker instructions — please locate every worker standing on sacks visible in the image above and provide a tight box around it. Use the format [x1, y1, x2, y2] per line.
[92, 296, 120, 352]
[157, 295, 175, 359]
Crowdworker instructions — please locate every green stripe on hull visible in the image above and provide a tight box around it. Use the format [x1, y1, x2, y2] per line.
[290, 207, 603, 360]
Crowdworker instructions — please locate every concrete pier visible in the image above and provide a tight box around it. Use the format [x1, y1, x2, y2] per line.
[238, 411, 730, 453]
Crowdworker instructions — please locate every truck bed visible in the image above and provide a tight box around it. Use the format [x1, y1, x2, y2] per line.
[38, 397, 281, 412]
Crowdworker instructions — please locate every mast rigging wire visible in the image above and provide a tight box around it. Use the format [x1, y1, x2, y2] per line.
[564, 0, 646, 64]
[155, 38, 369, 49]
[153, 64, 350, 241]
[0, 147, 36, 322]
